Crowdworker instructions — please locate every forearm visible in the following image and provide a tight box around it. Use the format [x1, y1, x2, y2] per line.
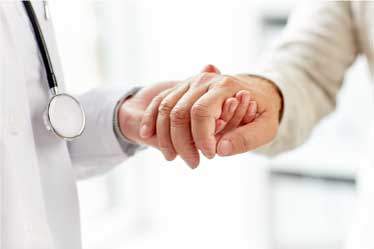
[68, 86, 143, 179]
[247, 2, 359, 156]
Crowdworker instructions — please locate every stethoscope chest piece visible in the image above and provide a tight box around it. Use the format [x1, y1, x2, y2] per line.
[45, 93, 85, 140]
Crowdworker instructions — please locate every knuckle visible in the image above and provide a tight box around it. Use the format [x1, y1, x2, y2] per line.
[196, 138, 215, 153]
[182, 145, 199, 158]
[158, 101, 174, 116]
[199, 72, 213, 81]
[235, 135, 252, 152]
[216, 77, 236, 89]
[143, 107, 157, 121]
[190, 72, 212, 87]
[170, 106, 190, 125]
[190, 103, 211, 120]
[143, 108, 154, 119]
[154, 93, 165, 102]
[158, 141, 173, 153]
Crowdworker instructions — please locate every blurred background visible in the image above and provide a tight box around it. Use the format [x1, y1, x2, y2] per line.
[49, 1, 373, 249]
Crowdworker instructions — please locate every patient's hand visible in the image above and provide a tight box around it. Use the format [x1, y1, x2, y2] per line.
[202, 65, 258, 135]
[215, 90, 257, 135]
[118, 81, 179, 148]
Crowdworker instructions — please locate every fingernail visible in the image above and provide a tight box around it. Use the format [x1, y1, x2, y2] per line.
[162, 150, 176, 161]
[217, 140, 232, 156]
[202, 150, 215, 159]
[140, 124, 150, 138]
[229, 101, 238, 113]
[187, 159, 199, 169]
[201, 140, 216, 159]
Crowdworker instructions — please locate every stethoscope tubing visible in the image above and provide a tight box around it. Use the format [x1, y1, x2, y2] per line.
[23, 1, 58, 91]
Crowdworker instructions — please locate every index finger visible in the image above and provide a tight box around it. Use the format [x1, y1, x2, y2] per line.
[190, 86, 238, 157]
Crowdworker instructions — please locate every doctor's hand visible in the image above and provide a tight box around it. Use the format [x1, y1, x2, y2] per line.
[139, 70, 283, 168]
[117, 81, 178, 148]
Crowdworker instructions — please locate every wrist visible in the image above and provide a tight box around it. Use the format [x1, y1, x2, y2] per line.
[118, 97, 139, 143]
[116, 88, 144, 144]
[256, 75, 284, 122]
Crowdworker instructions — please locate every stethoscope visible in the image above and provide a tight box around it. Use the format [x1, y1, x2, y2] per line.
[23, 1, 85, 140]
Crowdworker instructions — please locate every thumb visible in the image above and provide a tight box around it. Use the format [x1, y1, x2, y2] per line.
[216, 115, 278, 156]
[201, 64, 221, 74]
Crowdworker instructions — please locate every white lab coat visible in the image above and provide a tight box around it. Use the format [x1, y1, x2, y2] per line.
[0, 3, 138, 249]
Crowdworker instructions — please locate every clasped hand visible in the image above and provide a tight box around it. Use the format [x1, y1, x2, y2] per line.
[119, 65, 282, 168]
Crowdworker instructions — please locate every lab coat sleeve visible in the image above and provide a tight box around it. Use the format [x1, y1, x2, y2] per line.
[249, 1, 360, 156]
[67, 86, 144, 179]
